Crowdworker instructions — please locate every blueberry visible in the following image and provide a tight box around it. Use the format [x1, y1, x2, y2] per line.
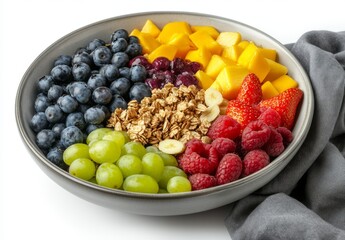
[45, 104, 64, 123]
[125, 43, 142, 58]
[34, 94, 51, 112]
[128, 36, 139, 44]
[50, 64, 72, 82]
[99, 64, 119, 83]
[66, 112, 86, 130]
[36, 129, 56, 149]
[30, 112, 49, 132]
[51, 123, 66, 138]
[70, 81, 92, 104]
[111, 29, 129, 42]
[87, 73, 107, 90]
[109, 94, 128, 112]
[119, 67, 131, 79]
[94, 105, 111, 120]
[92, 46, 112, 67]
[37, 75, 54, 94]
[47, 147, 68, 170]
[111, 38, 128, 53]
[129, 64, 147, 83]
[78, 103, 91, 114]
[92, 86, 112, 105]
[129, 82, 151, 102]
[58, 95, 78, 113]
[110, 77, 131, 96]
[72, 62, 91, 82]
[84, 107, 105, 124]
[87, 38, 105, 52]
[53, 55, 72, 67]
[111, 52, 129, 68]
[60, 126, 84, 148]
[47, 85, 64, 101]
[72, 51, 93, 66]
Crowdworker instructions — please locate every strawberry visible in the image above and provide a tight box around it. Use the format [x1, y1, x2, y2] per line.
[225, 99, 261, 131]
[236, 73, 262, 105]
[259, 88, 303, 130]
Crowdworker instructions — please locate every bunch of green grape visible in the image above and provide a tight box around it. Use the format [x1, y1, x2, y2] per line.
[62, 128, 191, 194]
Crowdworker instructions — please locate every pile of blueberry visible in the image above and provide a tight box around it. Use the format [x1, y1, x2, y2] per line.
[30, 29, 152, 169]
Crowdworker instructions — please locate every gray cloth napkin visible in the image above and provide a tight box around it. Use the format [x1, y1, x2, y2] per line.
[225, 30, 345, 240]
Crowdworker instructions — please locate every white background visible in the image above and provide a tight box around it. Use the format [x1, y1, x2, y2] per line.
[1, 0, 344, 239]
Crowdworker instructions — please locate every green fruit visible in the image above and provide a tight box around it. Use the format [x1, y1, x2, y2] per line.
[116, 154, 142, 178]
[102, 130, 126, 147]
[86, 128, 112, 145]
[158, 166, 187, 189]
[63, 143, 90, 166]
[121, 141, 146, 158]
[167, 176, 191, 193]
[141, 152, 164, 181]
[96, 163, 123, 189]
[89, 140, 121, 164]
[69, 158, 96, 180]
[123, 174, 159, 194]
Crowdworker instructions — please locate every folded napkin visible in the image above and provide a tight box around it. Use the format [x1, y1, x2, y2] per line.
[225, 31, 345, 239]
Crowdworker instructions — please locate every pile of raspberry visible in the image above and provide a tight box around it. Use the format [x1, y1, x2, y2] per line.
[178, 108, 293, 191]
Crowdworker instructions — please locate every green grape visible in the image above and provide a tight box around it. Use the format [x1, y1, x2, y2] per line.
[89, 140, 121, 164]
[119, 131, 130, 143]
[102, 131, 126, 148]
[145, 145, 160, 153]
[158, 189, 168, 193]
[116, 154, 142, 178]
[158, 166, 187, 189]
[157, 152, 178, 166]
[86, 128, 112, 145]
[123, 174, 159, 194]
[63, 143, 90, 166]
[69, 158, 96, 180]
[141, 152, 164, 181]
[96, 162, 123, 189]
[167, 176, 192, 193]
[121, 141, 146, 158]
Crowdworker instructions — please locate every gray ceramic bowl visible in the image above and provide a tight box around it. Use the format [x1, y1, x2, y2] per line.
[15, 11, 314, 216]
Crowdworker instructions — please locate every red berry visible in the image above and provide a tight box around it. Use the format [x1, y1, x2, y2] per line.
[263, 127, 285, 157]
[242, 149, 270, 177]
[207, 115, 241, 140]
[236, 73, 262, 105]
[258, 107, 281, 128]
[276, 126, 293, 146]
[189, 173, 217, 190]
[241, 120, 271, 151]
[216, 153, 242, 185]
[226, 100, 261, 131]
[211, 137, 236, 158]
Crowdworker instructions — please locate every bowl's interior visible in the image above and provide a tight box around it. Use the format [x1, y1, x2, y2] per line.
[15, 11, 314, 200]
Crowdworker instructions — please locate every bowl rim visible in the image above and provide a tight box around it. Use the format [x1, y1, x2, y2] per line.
[15, 10, 314, 199]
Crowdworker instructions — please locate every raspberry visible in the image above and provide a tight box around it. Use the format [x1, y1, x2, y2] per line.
[258, 107, 281, 128]
[276, 127, 293, 146]
[242, 149, 270, 177]
[241, 120, 271, 151]
[184, 138, 205, 154]
[207, 115, 241, 140]
[189, 173, 217, 190]
[178, 141, 219, 175]
[263, 127, 285, 157]
[216, 153, 242, 185]
[211, 137, 236, 158]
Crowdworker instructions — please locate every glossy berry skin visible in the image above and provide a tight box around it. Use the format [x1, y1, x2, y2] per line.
[66, 112, 86, 130]
[47, 85, 64, 101]
[174, 72, 198, 87]
[30, 112, 49, 133]
[125, 43, 142, 58]
[119, 67, 131, 79]
[47, 147, 68, 170]
[226, 100, 261, 131]
[50, 64, 72, 82]
[129, 64, 147, 83]
[110, 29, 129, 42]
[53, 55, 72, 67]
[34, 94, 51, 113]
[36, 129, 56, 150]
[207, 115, 241, 140]
[128, 82, 151, 102]
[99, 64, 119, 83]
[87, 73, 107, 90]
[215, 153, 242, 185]
[58, 95, 78, 113]
[51, 123, 66, 138]
[84, 107, 105, 125]
[92, 86, 112, 105]
[211, 137, 236, 158]
[236, 73, 262, 105]
[241, 120, 271, 151]
[189, 173, 217, 190]
[109, 95, 127, 111]
[242, 149, 270, 177]
[112, 52, 129, 68]
[60, 126, 84, 149]
[111, 38, 128, 53]
[152, 57, 170, 71]
[37, 75, 54, 94]
[72, 62, 91, 82]
[92, 46, 112, 67]
[45, 104, 64, 123]
[87, 38, 105, 52]
[72, 51, 93, 67]
[109, 77, 131, 96]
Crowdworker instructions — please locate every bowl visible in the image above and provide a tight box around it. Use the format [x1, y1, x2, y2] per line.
[15, 11, 314, 216]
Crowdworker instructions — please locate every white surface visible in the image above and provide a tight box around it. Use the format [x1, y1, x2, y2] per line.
[1, 0, 344, 239]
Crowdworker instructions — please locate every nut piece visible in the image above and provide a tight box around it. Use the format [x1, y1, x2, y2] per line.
[158, 139, 185, 155]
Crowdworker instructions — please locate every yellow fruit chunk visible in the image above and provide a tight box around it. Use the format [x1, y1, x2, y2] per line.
[130, 30, 160, 54]
[222, 45, 243, 62]
[237, 40, 250, 50]
[210, 65, 249, 100]
[167, 33, 196, 58]
[205, 55, 234, 79]
[259, 48, 277, 61]
[191, 25, 220, 39]
[195, 70, 214, 90]
[189, 30, 223, 55]
[264, 58, 288, 82]
[147, 44, 178, 62]
[271, 75, 299, 93]
[185, 47, 212, 69]
[157, 21, 192, 43]
[216, 32, 241, 47]
[261, 81, 279, 99]
[141, 19, 161, 38]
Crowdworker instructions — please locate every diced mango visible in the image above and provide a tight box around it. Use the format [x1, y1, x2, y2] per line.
[141, 19, 161, 38]
[167, 33, 196, 58]
[210, 65, 249, 100]
[133, 31, 161, 54]
[222, 45, 243, 62]
[185, 47, 212, 69]
[195, 70, 214, 90]
[216, 32, 241, 47]
[237, 40, 250, 51]
[189, 30, 223, 55]
[261, 81, 279, 99]
[129, 28, 142, 38]
[205, 55, 233, 79]
[271, 75, 299, 93]
[259, 48, 277, 61]
[191, 25, 220, 39]
[264, 58, 288, 82]
[147, 44, 178, 62]
[157, 21, 192, 43]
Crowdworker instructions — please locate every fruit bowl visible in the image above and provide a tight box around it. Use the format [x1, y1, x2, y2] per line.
[15, 11, 314, 216]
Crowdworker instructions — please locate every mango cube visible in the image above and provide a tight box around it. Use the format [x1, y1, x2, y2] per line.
[195, 70, 214, 90]
[259, 48, 277, 61]
[271, 75, 299, 93]
[185, 47, 212, 69]
[167, 33, 196, 58]
[237, 40, 250, 51]
[147, 44, 178, 62]
[189, 30, 223, 55]
[264, 58, 288, 82]
[205, 55, 233, 79]
[141, 19, 161, 38]
[130, 30, 160, 54]
[222, 45, 243, 62]
[191, 25, 220, 39]
[216, 32, 241, 47]
[261, 81, 279, 99]
[157, 21, 192, 43]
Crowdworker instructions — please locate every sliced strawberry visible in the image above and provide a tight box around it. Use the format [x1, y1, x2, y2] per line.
[259, 88, 303, 130]
[225, 99, 261, 131]
[236, 73, 262, 105]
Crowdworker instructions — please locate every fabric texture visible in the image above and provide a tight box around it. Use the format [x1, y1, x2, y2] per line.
[225, 31, 345, 240]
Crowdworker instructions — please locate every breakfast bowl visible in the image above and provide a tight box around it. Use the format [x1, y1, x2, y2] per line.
[15, 11, 314, 216]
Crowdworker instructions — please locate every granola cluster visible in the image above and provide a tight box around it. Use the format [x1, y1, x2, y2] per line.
[107, 83, 212, 145]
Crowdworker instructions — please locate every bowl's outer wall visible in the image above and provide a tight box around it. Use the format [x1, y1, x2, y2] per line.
[16, 12, 314, 216]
